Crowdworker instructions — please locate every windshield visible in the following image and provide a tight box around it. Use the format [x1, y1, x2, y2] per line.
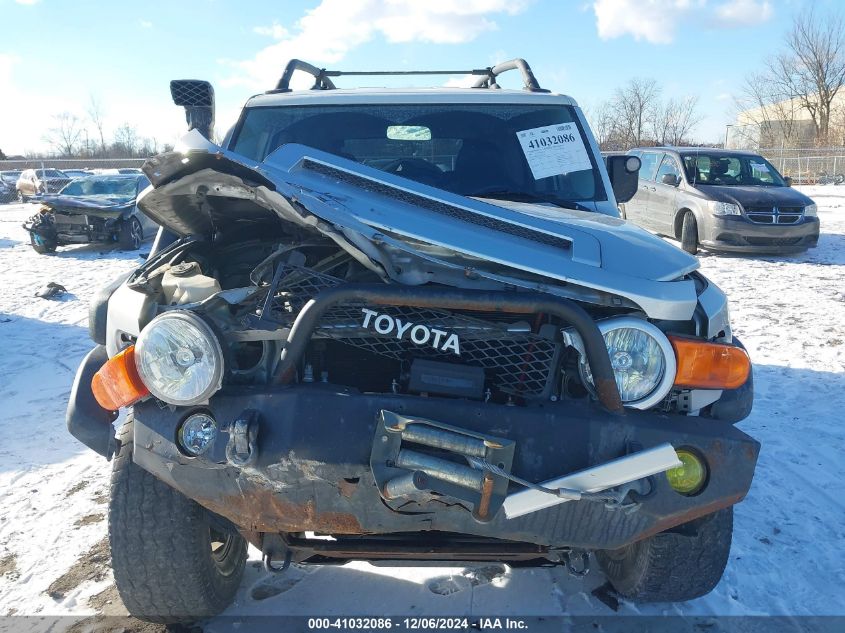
[60, 176, 143, 197]
[232, 103, 605, 205]
[38, 169, 67, 178]
[681, 153, 786, 187]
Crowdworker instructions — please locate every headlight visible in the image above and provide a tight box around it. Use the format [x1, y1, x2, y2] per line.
[710, 201, 741, 216]
[578, 317, 677, 410]
[804, 203, 817, 217]
[134, 311, 223, 406]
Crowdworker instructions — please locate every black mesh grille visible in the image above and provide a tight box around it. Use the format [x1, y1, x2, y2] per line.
[744, 236, 803, 246]
[260, 265, 560, 397]
[170, 80, 214, 107]
[301, 159, 572, 252]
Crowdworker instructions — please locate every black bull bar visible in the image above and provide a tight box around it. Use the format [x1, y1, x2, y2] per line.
[273, 284, 625, 413]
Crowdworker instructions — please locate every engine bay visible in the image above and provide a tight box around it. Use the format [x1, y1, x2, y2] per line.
[121, 231, 698, 411]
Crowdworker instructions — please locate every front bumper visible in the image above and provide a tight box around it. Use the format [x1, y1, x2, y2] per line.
[23, 211, 123, 246]
[119, 385, 759, 551]
[701, 215, 819, 253]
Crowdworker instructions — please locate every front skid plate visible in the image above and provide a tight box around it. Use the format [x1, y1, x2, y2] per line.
[130, 386, 759, 550]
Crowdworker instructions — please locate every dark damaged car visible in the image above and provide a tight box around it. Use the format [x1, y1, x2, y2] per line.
[23, 174, 156, 253]
[67, 60, 759, 622]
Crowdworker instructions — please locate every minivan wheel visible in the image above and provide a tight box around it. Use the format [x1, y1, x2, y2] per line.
[109, 416, 247, 623]
[680, 211, 699, 254]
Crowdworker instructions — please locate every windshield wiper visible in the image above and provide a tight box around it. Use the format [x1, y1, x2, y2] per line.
[472, 190, 592, 212]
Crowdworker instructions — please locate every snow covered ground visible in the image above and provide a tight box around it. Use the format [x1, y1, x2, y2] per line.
[0, 188, 843, 629]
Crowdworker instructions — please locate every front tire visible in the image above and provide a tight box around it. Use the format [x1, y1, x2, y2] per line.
[29, 233, 57, 254]
[118, 217, 143, 250]
[596, 507, 733, 603]
[680, 211, 699, 254]
[109, 417, 247, 623]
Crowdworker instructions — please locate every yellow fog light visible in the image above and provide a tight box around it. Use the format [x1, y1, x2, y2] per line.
[666, 449, 707, 495]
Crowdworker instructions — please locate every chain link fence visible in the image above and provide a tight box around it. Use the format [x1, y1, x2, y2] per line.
[0, 158, 150, 204]
[758, 148, 845, 184]
[6, 151, 845, 187]
[0, 158, 146, 172]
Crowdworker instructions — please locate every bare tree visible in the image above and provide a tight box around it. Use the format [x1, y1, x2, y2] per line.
[113, 123, 139, 156]
[87, 94, 107, 155]
[650, 96, 702, 147]
[43, 112, 85, 156]
[590, 80, 700, 150]
[664, 96, 702, 146]
[610, 78, 661, 149]
[734, 70, 803, 148]
[773, 7, 845, 143]
[584, 101, 621, 149]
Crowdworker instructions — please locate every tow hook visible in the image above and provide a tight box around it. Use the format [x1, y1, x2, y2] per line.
[226, 409, 260, 467]
[261, 533, 292, 574]
[563, 550, 591, 577]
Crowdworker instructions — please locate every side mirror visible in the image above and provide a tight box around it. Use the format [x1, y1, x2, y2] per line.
[661, 173, 680, 187]
[606, 155, 641, 203]
[784, 176, 793, 187]
[170, 80, 215, 141]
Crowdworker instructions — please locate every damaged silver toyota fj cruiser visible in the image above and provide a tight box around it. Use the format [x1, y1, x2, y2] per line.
[67, 59, 759, 622]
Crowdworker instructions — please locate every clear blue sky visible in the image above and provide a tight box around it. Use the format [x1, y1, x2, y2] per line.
[0, 0, 833, 156]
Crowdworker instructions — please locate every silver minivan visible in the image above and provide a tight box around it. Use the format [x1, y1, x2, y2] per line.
[623, 147, 819, 254]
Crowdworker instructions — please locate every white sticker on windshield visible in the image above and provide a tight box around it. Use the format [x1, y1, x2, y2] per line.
[516, 123, 592, 180]
[751, 162, 770, 172]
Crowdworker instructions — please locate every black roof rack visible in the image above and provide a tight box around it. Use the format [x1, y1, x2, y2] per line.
[271, 58, 548, 93]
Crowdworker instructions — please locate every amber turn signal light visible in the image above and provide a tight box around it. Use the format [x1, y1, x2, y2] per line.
[91, 346, 150, 411]
[668, 336, 750, 390]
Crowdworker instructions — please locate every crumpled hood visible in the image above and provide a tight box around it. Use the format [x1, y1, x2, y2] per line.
[476, 198, 697, 282]
[139, 131, 701, 320]
[695, 184, 814, 208]
[41, 194, 135, 215]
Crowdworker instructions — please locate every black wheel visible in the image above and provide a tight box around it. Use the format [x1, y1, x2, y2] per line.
[596, 507, 733, 603]
[109, 416, 247, 623]
[29, 232, 57, 254]
[118, 217, 143, 250]
[680, 211, 699, 254]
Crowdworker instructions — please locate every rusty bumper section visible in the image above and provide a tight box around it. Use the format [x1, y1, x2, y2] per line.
[131, 385, 759, 551]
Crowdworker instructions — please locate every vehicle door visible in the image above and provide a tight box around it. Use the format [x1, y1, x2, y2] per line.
[651, 153, 683, 235]
[625, 151, 660, 224]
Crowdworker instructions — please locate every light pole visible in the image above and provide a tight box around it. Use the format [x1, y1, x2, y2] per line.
[724, 124, 734, 149]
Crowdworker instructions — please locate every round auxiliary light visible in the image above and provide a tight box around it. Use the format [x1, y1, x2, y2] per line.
[178, 413, 218, 456]
[666, 448, 708, 495]
[135, 311, 224, 406]
[581, 317, 677, 410]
